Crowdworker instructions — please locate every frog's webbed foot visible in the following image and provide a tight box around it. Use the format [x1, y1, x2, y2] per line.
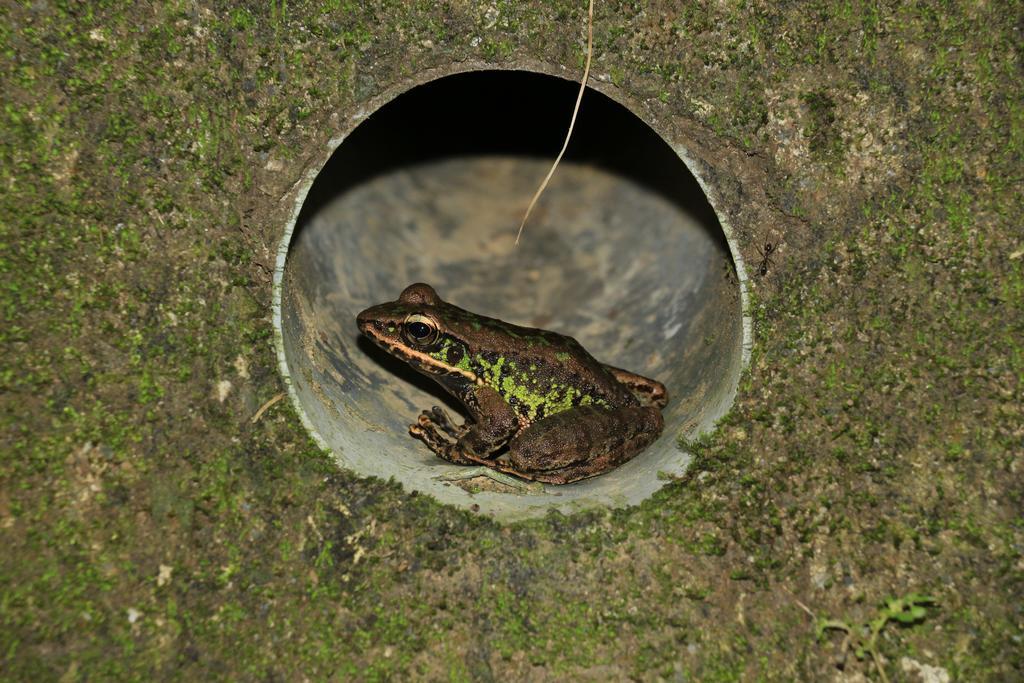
[435, 466, 545, 494]
[411, 386, 520, 472]
[417, 406, 468, 439]
[410, 411, 479, 466]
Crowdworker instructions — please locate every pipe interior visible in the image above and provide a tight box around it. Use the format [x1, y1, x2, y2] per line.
[277, 70, 746, 519]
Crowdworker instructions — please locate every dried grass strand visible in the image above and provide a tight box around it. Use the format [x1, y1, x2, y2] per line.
[251, 392, 286, 423]
[514, 0, 594, 245]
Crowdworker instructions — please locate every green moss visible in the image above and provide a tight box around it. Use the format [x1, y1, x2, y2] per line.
[0, 0, 1020, 680]
[800, 90, 844, 165]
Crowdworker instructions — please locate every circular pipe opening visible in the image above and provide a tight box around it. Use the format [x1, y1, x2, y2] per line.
[274, 68, 750, 520]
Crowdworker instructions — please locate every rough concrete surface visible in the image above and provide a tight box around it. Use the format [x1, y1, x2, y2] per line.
[1, 1, 1021, 680]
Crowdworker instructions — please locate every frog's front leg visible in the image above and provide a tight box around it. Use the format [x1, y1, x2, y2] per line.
[408, 414, 478, 465]
[409, 385, 518, 466]
[497, 405, 664, 484]
[416, 406, 468, 440]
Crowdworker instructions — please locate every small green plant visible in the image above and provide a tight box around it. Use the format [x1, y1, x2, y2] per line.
[817, 593, 938, 683]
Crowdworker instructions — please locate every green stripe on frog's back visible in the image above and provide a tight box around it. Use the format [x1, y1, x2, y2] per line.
[474, 351, 608, 421]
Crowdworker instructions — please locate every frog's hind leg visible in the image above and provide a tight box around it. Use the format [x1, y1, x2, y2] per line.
[498, 405, 665, 484]
[602, 364, 669, 408]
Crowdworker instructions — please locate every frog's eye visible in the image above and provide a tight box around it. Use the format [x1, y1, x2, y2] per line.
[403, 314, 439, 346]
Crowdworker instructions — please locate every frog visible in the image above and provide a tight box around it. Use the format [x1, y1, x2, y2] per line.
[356, 283, 668, 486]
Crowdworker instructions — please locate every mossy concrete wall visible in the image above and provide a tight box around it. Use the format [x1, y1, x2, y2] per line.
[2, 1, 1021, 680]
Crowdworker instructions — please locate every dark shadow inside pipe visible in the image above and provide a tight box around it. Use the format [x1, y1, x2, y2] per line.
[295, 70, 723, 248]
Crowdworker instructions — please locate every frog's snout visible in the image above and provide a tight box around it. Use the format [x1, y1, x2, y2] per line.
[356, 306, 395, 345]
[356, 309, 386, 344]
[356, 308, 373, 336]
